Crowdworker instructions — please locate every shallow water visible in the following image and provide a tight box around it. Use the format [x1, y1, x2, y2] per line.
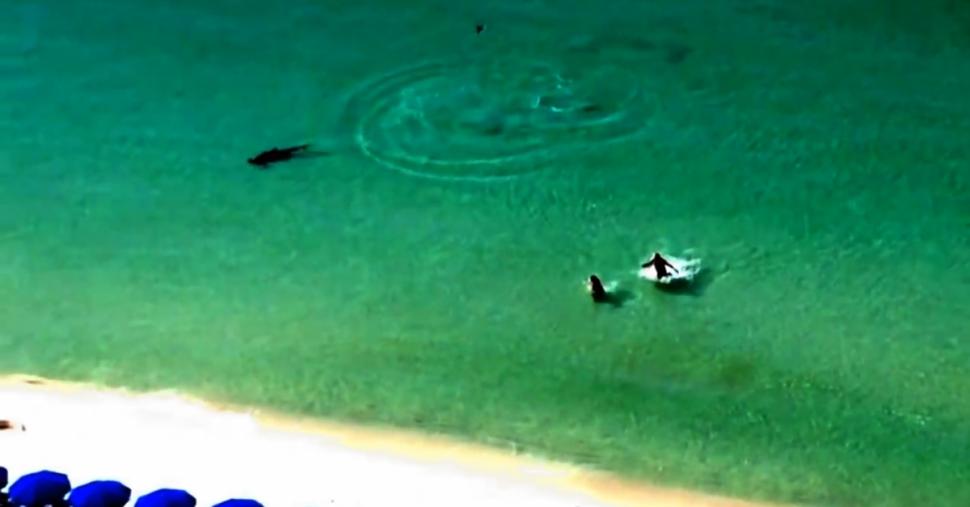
[1, 0, 968, 505]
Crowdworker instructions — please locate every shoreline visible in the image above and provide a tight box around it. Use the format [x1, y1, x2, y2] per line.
[0, 373, 779, 507]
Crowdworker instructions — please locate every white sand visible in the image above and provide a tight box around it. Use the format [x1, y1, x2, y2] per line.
[0, 375, 773, 507]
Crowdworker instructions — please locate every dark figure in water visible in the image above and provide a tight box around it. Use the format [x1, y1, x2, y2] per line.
[587, 275, 609, 303]
[641, 252, 678, 280]
[247, 144, 311, 168]
[586, 275, 633, 307]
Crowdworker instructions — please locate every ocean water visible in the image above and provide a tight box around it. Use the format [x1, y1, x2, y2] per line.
[1, 0, 968, 505]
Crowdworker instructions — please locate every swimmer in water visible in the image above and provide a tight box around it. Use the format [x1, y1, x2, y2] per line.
[587, 274, 609, 303]
[586, 274, 634, 307]
[641, 252, 678, 280]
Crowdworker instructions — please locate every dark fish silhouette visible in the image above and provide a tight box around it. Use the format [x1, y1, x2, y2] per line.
[641, 252, 679, 280]
[247, 144, 311, 168]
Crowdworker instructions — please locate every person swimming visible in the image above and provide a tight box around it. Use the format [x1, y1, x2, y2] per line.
[640, 252, 679, 280]
[586, 274, 609, 303]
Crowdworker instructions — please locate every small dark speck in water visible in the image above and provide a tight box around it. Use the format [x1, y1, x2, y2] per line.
[625, 37, 657, 51]
[480, 122, 504, 136]
[717, 357, 757, 389]
[665, 43, 693, 64]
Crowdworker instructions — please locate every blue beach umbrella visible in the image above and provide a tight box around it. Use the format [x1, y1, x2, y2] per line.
[133, 489, 196, 507]
[68, 480, 132, 507]
[8, 470, 71, 507]
[211, 500, 263, 507]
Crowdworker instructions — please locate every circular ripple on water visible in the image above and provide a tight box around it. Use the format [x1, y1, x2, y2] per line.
[342, 59, 653, 182]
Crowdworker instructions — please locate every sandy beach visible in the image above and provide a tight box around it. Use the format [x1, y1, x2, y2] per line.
[0, 374, 776, 507]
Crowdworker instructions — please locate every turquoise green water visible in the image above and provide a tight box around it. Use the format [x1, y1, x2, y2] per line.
[1, 1, 969, 505]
